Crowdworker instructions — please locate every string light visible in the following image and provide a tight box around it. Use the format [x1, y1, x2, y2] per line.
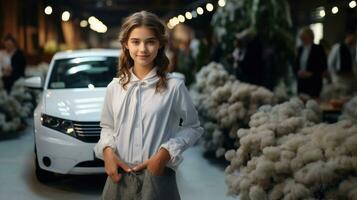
[197, 7, 204, 15]
[185, 12, 192, 20]
[178, 15, 185, 23]
[319, 9, 326, 18]
[331, 6, 339, 14]
[53, 0, 356, 33]
[206, 3, 214, 12]
[62, 11, 70, 21]
[80, 20, 88, 28]
[166, 1, 223, 28]
[218, 0, 226, 7]
[88, 16, 107, 33]
[44, 6, 52, 15]
[167, 22, 174, 29]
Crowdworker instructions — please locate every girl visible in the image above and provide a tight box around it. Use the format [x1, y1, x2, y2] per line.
[94, 11, 203, 200]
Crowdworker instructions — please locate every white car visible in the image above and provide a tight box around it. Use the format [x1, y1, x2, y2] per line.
[27, 49, 119, 182]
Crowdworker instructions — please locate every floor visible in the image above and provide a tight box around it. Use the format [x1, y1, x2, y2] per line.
[0, 119, 237, 200]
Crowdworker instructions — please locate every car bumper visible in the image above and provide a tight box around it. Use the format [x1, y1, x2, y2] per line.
[34, 122, 104, 175]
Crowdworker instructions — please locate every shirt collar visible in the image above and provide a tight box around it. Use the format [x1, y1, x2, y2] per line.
[130, 67, 158, 82]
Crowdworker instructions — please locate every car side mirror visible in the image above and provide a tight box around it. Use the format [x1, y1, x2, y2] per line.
[23, 76, 43, 89]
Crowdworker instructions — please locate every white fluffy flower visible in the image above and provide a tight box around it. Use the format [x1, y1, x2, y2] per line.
[225, 99, 357, 199]
[0, 76, 41, 133]
[340, 96, 357, 123]
[191, 62, 276, 158]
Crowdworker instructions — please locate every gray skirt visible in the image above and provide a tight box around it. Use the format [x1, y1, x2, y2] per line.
[102, 167, 181, 200]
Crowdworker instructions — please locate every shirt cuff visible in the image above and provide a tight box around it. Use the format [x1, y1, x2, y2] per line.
[94, 136, 116, 160]
[160, 143, 183, 168]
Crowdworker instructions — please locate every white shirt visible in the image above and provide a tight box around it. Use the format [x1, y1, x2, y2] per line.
[328, 43, 342, 72]
[300, 45, 311, 70]
[94, 67, 203, 170]
[328, 43, 357, 73]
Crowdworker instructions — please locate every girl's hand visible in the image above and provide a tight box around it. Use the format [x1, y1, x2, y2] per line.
[132, 148, 171, 176]
[103, 147, 132, 182]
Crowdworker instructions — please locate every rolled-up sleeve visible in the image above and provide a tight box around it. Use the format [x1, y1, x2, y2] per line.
[160, 80, 204, 167]
[94, 82, 116, 160]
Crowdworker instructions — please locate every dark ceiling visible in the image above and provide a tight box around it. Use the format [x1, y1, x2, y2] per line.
[44, 0, 209, 26]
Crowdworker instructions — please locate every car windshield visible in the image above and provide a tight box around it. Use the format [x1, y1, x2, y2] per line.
[48, 56, 117, 89]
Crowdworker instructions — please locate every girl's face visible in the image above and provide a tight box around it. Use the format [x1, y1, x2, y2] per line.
[125, 26, 160, 68]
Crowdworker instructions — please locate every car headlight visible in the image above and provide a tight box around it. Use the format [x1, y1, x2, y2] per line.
[41, 114, 76, 137]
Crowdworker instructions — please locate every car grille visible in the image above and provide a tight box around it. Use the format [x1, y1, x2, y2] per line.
[75, 159, 104, 167]
[73, 121, 101, 143]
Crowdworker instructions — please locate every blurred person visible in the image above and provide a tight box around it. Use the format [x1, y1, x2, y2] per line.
[189, 33, 200, 61]
[1, 34, 26, 93]
[229, 38, 245, 80]
[0, 44, 11, 78]
[234, 28, 264, 86]
[94, 11, 203, 200]
[192, 32, 209, 73]
[209, 35, 223, 63]
[319, 38, 331, 56]
[293, 27, 327, 99]
[172, 24, 196, 86]
[175, 39, 195, 86]
[232, 39, 244, 69]
[328, 30, 357, 92]
[165, 39, 178, 72]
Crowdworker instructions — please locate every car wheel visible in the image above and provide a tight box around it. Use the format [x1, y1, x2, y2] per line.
[35, 151, 57, 183]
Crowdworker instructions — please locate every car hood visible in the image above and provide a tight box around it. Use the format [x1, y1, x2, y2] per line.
[43, 89, 106, 121]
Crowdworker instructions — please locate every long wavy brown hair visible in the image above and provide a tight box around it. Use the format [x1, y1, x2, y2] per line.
[117, 11, 169, 93]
